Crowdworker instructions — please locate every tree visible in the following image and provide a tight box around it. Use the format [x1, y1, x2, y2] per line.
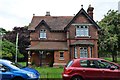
[3, 26, 30, 61]
[98, 10, 120, 62]
[0, 39, 23, 61]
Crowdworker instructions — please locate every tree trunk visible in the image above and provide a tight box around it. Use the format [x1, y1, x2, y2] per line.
[112, 51, 117, 62]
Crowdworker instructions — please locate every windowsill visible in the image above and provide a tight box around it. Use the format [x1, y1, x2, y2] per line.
[39, 38, 47, 40]
[74, 57, 78, 59]
[59, 58, 64, 60]
[75, 36, 91, 38]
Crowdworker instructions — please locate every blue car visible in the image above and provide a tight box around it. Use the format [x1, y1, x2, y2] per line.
[0, 59, 40, 80]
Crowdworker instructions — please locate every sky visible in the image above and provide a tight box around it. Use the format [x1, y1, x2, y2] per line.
[0, 0, 120, 31]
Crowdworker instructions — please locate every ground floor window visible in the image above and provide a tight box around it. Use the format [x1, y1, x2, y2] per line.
[60, 51, 64, 60]
[80, 47, 88, 58]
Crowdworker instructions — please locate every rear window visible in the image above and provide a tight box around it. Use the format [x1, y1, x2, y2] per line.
[66, 60, 73, 68]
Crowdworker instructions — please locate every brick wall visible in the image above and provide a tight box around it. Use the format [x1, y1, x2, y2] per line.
[53, 51, 69, 67]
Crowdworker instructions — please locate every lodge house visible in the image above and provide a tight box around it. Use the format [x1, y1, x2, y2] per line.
[26, 5, 101, 67]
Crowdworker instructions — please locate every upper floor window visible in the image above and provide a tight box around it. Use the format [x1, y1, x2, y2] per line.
[40, 29, 46, 39]
[76, 25, 89, 37]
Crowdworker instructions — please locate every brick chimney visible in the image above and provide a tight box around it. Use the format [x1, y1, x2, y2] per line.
[45, 11, 50, 16]
[87, 5, 94, 18]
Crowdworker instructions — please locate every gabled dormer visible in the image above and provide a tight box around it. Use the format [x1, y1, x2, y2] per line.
[64, 5, 100, 39]
[35, 20, 51, 39]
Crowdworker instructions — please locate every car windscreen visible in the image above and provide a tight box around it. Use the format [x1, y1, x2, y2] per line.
[66, 60, 73, 68]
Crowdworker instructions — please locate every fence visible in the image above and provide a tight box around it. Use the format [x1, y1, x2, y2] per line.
[40, 72, 62, 80]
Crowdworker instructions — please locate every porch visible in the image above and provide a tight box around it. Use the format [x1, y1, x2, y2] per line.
[26, 42, 68, 67]
[27, 50, 54, 67]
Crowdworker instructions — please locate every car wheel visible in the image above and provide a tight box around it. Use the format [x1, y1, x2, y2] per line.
[12, 77, 24, 80]
[71, 76, 83, 80]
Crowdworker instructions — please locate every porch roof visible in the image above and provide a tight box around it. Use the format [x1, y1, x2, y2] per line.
[26, 42, 68, 50]
[71, 40, 94, 46]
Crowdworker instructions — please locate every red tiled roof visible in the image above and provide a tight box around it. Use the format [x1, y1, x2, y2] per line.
[26, 42, 68, 50]
[28, 16, 73, 30]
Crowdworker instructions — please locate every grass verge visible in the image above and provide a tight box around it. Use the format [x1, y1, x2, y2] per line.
[34, 67, 63, 79]
[101, 57, 120, 64]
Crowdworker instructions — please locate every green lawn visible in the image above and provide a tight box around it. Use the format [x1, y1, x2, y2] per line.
[101, 57, 120, 64]
[18, 62, 26, 66]
[34, 67, 63, 79]
[18, 62, 63, 79]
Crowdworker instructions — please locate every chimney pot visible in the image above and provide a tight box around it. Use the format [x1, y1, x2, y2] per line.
[46, 11, 50, 16]
[87, 5, 94, 18]
[33, 14, 35, 16]
[89, 4, 91, 7]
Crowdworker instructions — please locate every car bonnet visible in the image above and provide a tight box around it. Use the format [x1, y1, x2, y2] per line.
[21, 67, 40, 76]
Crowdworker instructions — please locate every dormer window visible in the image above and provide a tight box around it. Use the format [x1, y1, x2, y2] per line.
[40, 29, 46, 39]
[76, 25, 89, 37]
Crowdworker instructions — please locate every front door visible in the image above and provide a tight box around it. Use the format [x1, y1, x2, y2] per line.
[39, 51, 54, 67]
[80, 47, 88, 58]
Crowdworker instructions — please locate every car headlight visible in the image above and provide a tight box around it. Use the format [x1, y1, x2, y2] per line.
[27, 73, 36, 78]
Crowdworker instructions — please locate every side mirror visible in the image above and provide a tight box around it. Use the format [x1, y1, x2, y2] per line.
[0, 68, 6, 72]
[110, 66, 115, 70]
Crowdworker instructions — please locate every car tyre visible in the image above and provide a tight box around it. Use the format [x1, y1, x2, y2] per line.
[12, 77, 24, 80]
[71, 76, 83, 80]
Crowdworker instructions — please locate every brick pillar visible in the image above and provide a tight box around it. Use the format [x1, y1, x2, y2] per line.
[92, 46, 95, 58]
[88, 47, 90, 58]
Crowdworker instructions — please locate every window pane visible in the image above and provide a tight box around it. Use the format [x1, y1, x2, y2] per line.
[43, 33, 46, 38]
[76, 26, 89, 37]
[80, 47, 88, 58]
[84, 29, 88, 36]
[40, 29, 46, 38]
[60, 52, 64, 59]
[76, 29, 80, 36]
[80, 29, 84, 36]
[40, 33, 43, 38]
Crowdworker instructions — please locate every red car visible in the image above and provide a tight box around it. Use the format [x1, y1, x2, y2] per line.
[62, 58, 120, 80]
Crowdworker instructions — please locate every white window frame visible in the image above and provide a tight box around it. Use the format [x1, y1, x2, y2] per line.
[40, 29, 46, 39]
[74, 47, 78, 58]
[76, 25, 89, 37]
[80, 47, 88, 58]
